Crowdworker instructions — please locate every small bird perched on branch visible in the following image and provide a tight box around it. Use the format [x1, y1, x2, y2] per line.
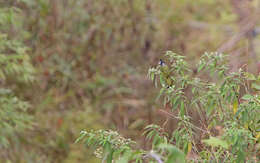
[158, 59, 172, 88]
[158, 59, 166, 66]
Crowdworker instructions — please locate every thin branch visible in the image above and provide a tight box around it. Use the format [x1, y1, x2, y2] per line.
[158, 109, 208, 134]
[188, 21, 260, 35]
[218, 18, 256, 53]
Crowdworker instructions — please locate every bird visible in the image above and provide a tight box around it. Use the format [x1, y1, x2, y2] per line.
[158, 59, 172, 87]
[158, 59, 166, 66]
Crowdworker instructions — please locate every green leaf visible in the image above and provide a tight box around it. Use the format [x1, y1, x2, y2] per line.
[244, 72, 256, 81]
[104, 143, 113, 163]
[236, 150, 245, 163]
[158, 144, 185, 163]
[252, 83, 260, 90]
[116, 150, 132, 163]
[202, 136, 228, 149]
[233, 98, 239, 115]
[241, 94, 254, 101]
[75, 131, 87, 143]
[198, 62, 205, 72]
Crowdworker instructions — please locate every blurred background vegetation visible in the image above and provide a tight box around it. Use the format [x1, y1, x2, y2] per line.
[0, 0, 259, 162]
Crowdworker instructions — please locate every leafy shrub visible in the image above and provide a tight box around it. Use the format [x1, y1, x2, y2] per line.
[76, 125, 185, 163]
[0, 6, 35, 161]
[77, 51, 260, 162]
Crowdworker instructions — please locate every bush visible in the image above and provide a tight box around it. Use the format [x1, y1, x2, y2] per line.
[77, 51, 260, 162]
[0, 6, 35, 161]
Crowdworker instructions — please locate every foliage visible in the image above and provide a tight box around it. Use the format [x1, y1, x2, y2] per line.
[0, 0, 259, 162]
[0, 34, 35, 83]
[78, 51, 260, 162]
[76, 130, 143, 163]
[0, 6, 35, 161]
[0, 88, 32, 146]
[76, 125, 185, 163]
[149, 51, 260, 162]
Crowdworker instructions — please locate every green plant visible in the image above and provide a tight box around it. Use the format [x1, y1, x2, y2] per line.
[149, 51, 259, 162]
[0, 6, 35, 161]
[76, 125, 185, 163]
[78, 51, 259, 162]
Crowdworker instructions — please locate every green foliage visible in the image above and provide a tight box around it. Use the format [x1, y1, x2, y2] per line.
[0, 89, 32, 147]
[76, 125, 186, 163]
[0, 34, 35, 83]
[143, 124, 168, 148]
[0, 0, 259, 162]
[202, 136, 228, 149]
[0, 5, 35, 161]
[79, 51, 259, 162]
[76, 130, 144, 163]
[148, 51, 260, 162]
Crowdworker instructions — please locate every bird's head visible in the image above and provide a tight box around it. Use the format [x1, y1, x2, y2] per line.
[158, 59, 166, 66]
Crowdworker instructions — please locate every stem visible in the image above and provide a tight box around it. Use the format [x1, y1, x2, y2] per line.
[159, 109, 208, 134]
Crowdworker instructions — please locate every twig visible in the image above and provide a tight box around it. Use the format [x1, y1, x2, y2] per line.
[159, 109, 208, 134]
[188, 21, 260, 35]
[218, 18, 256, 53]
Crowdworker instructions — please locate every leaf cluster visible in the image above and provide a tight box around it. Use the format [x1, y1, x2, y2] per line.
[79, 51, 259, 162]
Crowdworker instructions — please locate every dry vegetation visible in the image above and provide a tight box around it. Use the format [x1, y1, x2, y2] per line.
[0, 0, 259, 162]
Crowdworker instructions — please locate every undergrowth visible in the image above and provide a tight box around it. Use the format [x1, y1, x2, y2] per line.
[77, 51, 260, 163]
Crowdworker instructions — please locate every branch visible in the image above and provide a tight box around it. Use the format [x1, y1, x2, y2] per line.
[188, 21, 260, 35]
